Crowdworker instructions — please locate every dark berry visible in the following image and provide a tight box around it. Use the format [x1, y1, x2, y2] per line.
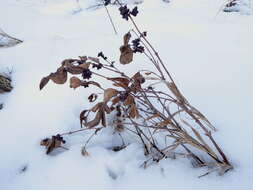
[119, 6, 130, 21]
[92, 63, 103, 70]
[97, 52, 107, 60]
[130, 7, 138, 17]
[82, 69, 92, 80]
[104, 0, 111, 6]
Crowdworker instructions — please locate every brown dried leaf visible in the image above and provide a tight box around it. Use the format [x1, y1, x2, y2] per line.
[130, 72, 145, 92]
[104, 88, 118, 102]
[66, 65, 84, 74]
[123, 32, 131, 45]
[124, 95, 134, 106]
[91, 102, 103, 112]
[132, 72, 145, 84]
[113, 82, 129, 89]
[86, 110, 102, 128]
[111, 96, 120, 105]
[104, 104, 111, 114]
[39, 76, 50, 90]
[101, 110, 106, 127]
[50, 67, 67, 84]
[70, 76, 82, 89]
[129, 104, 139, 118]
[61, 59, 78, 66]
[120, 45, 133, 65]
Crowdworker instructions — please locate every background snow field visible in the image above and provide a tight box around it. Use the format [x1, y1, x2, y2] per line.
[0, 0, 253, 189]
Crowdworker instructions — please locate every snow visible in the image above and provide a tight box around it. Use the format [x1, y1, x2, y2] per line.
[0, 0, 253, 189]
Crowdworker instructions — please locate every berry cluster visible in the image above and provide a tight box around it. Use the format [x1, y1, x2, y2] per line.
[132, 38, 144, 53]
[98, 51, 107, 60]
[119, 6, 139, 21]
[82, 69, 92, 80]
[92, 63, 103, 70]
[83, 83, 89, 88]
[104, 0, 111, 6]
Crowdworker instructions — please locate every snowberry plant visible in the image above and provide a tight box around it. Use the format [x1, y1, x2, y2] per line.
[40, 0, 233, 176]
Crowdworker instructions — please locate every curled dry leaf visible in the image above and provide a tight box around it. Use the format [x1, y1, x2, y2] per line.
[70, 76, 82, 89]
[39, 77, 50, 90]
[123, 32, 131, 45]
[108, 77, 130, 89]
[49, 67, 68, 84]
[120, 45, 133, 65]
[132, 72, 145, 84]
[39, 67, 68, 90]
[124, 95, 134, 106]
[91, 102, 104, 112]
[61, 59, 79, 66]
[85, 102, 110, 128]
[120, 32, 134, 65]
[80, 110, 89, 127]
[112, 96, 121, 105]
[129, 104, 139, 118]
[88, 93, 98, 102]
[130, 72, 145, 92]
[104, 88, 118, 102]
[86, 109, 103, 128]
[49, 67, 67, 84]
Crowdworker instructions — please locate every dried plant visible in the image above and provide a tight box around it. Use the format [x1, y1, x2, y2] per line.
[40, 0, 233, 177]
[0, 28, 22, 48]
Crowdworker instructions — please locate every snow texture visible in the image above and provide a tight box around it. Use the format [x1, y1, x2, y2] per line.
[0, 0, 253, 190]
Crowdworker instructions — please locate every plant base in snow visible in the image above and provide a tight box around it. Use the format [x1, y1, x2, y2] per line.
[40, 1, 233, 177]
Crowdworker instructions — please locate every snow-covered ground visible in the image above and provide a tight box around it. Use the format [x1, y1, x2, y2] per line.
[0, 0, 253, 189]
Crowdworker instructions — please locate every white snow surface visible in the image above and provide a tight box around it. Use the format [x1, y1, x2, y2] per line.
[0, 0, 253, 189]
